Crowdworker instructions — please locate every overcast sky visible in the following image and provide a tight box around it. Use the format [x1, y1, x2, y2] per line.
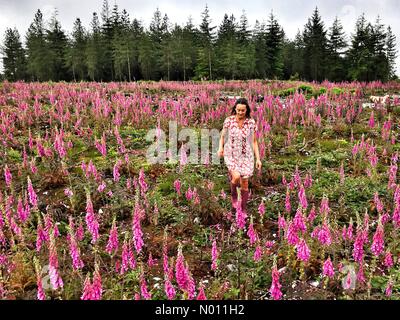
[0, 0, 399, 76]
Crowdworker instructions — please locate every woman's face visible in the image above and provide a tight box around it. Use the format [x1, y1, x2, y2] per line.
[235, 104, 247, 119]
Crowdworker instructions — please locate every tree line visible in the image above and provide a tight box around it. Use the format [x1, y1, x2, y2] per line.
[0, 1, 398, 82]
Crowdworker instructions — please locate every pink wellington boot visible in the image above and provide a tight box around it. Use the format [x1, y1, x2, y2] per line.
[240, 189, 250, 214]
[230, 182, 239, 213]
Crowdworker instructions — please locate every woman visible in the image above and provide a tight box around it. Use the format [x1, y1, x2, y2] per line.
[217, 98, 262, 214]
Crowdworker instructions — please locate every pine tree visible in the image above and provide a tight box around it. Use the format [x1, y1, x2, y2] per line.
[196, 5, 216, 80]
[327, 17, 347, 81]
[281, 30, 305, 80]
[302, 7, 328, 81]
[86, 12, 102, 81]
[180, 17, 198, 81]
[130, 18, 144, 81]
[237, 10, 255, 79]
[265, 11, 285, 79]
[386, 26, 398, 79]
[3, 2, 398, 82]
[160, 14, 173, 80]
[65, 18, 87, 81]
[215, 13, 240, 79]
[46, 10, 69, 81]
[149, 8, 163, 44]
[238, 10, 251, 45]
[148, 8, 164, 79]
[100, 0, 114, 80]
[167, 22, 197, 81]
[168, 23, 197, 81]
[281, 36, 296, 80]
[168, 24, 184, 80]
[112, 7, 132, 81]
[25, 9, 50, 81]
[121, 9, 133, 81]
[292, 30, 305, 79]
[1, 28, 27, 81]
[253, 20, 267, 79]
[347, 14, 372, 81]
[110, 3, 121, 30]
[138, 32, 157, 80]
[371, 16, 388, 80]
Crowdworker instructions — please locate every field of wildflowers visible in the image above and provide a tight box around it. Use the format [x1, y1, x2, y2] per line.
[0, 79, 400, 300]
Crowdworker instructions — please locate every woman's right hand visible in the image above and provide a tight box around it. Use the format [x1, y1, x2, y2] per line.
[217, 148, 224, 158]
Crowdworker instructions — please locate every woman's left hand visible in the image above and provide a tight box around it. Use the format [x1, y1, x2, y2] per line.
[256, 159, 262, 171]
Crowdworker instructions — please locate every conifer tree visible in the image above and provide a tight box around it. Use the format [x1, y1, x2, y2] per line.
[25, 9, 50, 81]
[2, 3, 398, 82]
[302, 7, 328, 81]
[347, 14, 371, 81]
[195, 5, 216, 80]
[327, 17, 347, 81]
[386, 26, 398, 79]
[371, 16, 388, 80]
[237, 10, 255, 79]
[265, 11, 285, 79]
[215, 13, 240, 79]
[112, 8, 132, 81]
[65, 18, 87, 81]
[138, 32, 157, 80]
[177, 17, 198, 81]
[1, 28, 27, 81]
[253, 20, 267, 79]
[86, 12, 102, 81]
[130, 18, 144, 81]
[100, 0, 114, 80]
[160, 14, 173, 80]
[293, 30, 305, 79]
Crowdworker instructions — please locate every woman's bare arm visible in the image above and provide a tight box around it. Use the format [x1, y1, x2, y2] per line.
[253, 133, 262, 169]
[253, 134, 260, 160]
[218, 128, 226, 157]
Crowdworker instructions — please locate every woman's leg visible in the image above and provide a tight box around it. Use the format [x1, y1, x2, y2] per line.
[230, 170, 241, 185]
[240, 177, 249, 191]
[240, 177, 250, 213]
[230, 170, 241, 211]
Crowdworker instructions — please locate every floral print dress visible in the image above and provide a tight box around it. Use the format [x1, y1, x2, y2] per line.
[223, 116, 257, 178]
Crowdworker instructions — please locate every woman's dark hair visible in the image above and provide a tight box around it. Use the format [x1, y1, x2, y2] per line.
[231, 98, 251, 118]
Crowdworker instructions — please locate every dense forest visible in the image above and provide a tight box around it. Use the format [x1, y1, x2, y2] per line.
[0, 0, 398, 82]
